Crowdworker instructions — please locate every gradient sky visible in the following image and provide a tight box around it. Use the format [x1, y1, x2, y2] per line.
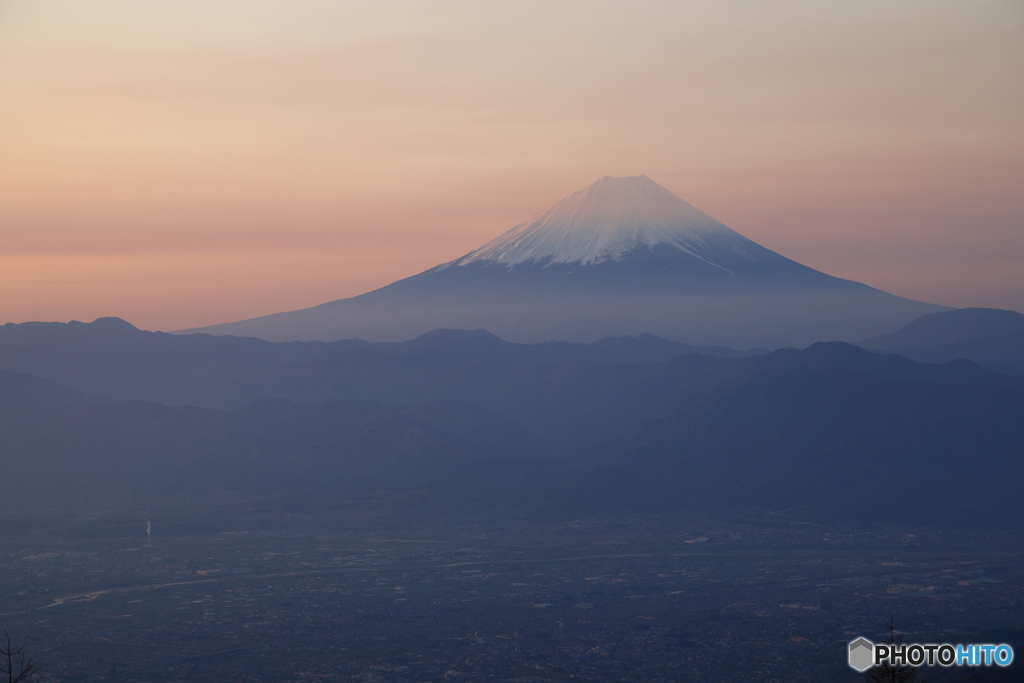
[1, 0, 1022, 331]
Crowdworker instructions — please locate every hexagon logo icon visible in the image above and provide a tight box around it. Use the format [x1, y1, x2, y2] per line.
[848, 637, 875, 672]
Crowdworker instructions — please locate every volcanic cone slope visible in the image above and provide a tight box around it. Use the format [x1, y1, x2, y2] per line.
[180, 176, 947, 347]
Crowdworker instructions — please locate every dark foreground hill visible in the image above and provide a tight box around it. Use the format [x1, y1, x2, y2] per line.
[2, 341, 1021, 524]
[204, 336, 1024, 453]
[581, 347, 1024, 523]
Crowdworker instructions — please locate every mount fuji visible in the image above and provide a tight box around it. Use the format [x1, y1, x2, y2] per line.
[181, 176, 948, 348]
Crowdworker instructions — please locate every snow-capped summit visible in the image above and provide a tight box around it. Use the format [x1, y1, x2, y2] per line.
[455, 175, 757, 269]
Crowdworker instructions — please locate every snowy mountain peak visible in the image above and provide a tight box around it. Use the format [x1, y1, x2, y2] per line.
[454, 175, 754, 268]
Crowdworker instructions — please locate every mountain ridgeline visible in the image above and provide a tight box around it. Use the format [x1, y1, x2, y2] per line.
[861, 307, 1024, 375]
[1, 316, 1021, 523]
[0, 318, 757, 407]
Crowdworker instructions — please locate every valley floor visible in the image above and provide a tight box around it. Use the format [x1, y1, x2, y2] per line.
[1, 505, 1021, 683]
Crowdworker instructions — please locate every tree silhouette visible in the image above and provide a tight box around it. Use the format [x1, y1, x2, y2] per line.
[0, 631, 41, 683]
[866, 617, 922, 683]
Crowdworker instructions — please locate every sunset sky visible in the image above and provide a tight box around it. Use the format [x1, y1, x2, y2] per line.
[1, 0, 1022, 332]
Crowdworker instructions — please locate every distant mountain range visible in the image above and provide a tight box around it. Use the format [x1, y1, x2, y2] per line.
[178, 175, 947, 348]
[861, 307, 1024, 375]
[0, 318, 759, 407]
[2, 319, 1021, 523]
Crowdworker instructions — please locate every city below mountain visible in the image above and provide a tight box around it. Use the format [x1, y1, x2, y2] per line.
[179, 176, 948, 348]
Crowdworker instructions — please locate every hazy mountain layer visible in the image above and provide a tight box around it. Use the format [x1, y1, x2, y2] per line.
[2, 339, 1021, 523]
[0, 317, 368, 406]
[861, 308, 1024, 375]
[0, 318, 756, 407]
[862, 307, 1024, 349]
